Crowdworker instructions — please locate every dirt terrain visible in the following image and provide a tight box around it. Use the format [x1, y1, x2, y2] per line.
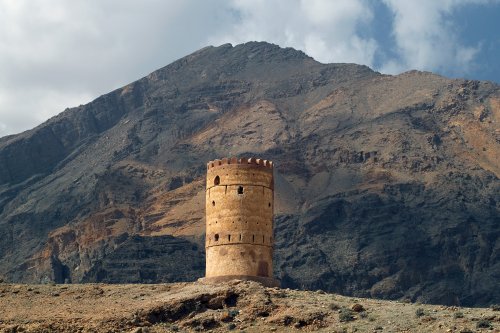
[0, 281, 498, 333]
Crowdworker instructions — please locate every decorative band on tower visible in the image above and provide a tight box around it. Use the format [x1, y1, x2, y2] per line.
[200, 157, 279, 287]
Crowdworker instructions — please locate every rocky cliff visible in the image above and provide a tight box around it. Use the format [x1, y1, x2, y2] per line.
[0, 42, 498, 306]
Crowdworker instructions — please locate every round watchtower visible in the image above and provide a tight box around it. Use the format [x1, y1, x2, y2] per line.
[202, 157, 279, 287]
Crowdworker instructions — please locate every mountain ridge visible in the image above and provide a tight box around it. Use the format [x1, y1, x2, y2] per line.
[0, 42, 498, 306]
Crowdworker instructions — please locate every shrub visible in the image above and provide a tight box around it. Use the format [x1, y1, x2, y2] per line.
[476, 319, 491, 329]
[415, 308, 425, 317]
[453, 311, 464, 319]
[339, 308, 355, 322]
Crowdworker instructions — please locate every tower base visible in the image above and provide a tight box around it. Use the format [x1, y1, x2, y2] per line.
[198, 275, 280, 288]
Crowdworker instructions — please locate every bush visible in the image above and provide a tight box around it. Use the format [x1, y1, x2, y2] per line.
[453, 311, 464, 319]
[339, 308, 355, 322]
[415, 308, 425, 317]
[476, 319, 491, 329]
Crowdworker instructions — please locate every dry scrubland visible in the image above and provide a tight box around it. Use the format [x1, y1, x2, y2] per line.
[0, 281, 498, 333]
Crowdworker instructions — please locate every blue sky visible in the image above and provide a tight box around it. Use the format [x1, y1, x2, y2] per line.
[452, 3, 500, 82]
[0, 0, 499, 137]
[369, 1, 500, 82]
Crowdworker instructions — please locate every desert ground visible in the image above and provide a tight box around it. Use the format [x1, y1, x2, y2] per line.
[0, 280, 498, 333]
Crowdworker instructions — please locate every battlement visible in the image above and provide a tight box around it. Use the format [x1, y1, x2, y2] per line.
[207, 157, 273, 170]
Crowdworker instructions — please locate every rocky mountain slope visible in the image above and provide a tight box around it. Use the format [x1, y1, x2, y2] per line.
[0, 42, 498, 306]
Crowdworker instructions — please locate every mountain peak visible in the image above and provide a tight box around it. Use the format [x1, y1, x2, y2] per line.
[0, 42, 498, 307]
[189, 41, 312, 61]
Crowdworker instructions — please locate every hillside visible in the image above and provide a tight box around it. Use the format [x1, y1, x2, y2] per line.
[0, 42, 498, 306]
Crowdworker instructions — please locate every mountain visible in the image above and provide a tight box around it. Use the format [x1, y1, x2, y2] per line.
[0, 42, 498, 306]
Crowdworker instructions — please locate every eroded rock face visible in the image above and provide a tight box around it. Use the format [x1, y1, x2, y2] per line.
[0, 42, 498, 306]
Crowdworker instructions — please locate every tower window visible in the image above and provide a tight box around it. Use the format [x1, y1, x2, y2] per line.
[228, 234, 231, 242]
[212, 200, 215, 206]
[214, 176, 220, 186]
[252, 235, 255, 242]
[239, 234, 242, 241]
[268, 202, 271, 207]
[238, 186, 244, 194]
[214, 234, 219, 241]
[262, 235, 265, 243]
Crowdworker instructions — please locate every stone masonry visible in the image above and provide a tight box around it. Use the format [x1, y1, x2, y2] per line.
[201, 157, 279, 287]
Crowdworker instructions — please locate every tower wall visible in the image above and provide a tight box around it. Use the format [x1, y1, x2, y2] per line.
[203, 157, 278, 286]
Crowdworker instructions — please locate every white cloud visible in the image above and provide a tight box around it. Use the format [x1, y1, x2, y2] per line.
[0, 0, 231, 137]
[0, 0, 499, 137]
[211, 0, 378, 65]
[0, 88, 93, 136]
[380, 0, 496, 75]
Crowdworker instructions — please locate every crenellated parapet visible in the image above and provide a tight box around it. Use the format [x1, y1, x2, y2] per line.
[207, 157, 273, 170]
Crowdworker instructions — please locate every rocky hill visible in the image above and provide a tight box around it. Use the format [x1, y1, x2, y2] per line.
[0, 42, 498, 306]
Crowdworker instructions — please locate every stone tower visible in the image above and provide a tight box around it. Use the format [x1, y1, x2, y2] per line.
[202, 157, 279, 287]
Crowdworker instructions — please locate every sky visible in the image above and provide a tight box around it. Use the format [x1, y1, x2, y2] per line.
[1, 0, 500, 137]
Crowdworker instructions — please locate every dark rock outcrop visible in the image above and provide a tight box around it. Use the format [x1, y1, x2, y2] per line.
[82, 235, 204, 283]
